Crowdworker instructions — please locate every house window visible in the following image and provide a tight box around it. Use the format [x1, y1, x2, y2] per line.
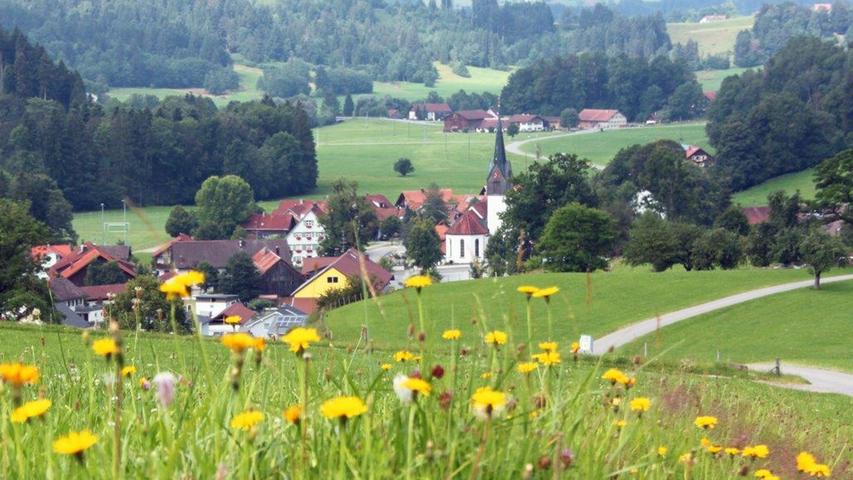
[327, 276, 339, 284]
[475, 239, 480, 258]
[460, 239, 465, 258]
[305, 220, 314, 228]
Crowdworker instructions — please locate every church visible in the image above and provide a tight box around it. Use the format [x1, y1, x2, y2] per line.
[444, 117, 512, 264]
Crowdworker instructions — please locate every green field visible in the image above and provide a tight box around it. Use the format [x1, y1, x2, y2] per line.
[733, 168, 816, 206]
[72, 205, 176, 252]
[519, 123, 710, 167]
[695, 67, 752, 91]
[619, 280, 853, 372]
[322, 267, 850, 350]
[667, 16, 755, 56]
[372, 63, 511, 101]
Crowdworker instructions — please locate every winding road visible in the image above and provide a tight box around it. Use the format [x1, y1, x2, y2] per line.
[590, 273, 853, 397]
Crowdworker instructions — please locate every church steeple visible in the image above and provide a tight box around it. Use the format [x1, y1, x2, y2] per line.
[486, 111, 512, 195]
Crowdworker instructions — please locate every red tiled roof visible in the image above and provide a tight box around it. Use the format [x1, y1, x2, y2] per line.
[455, 110, 490, 121]
[684, 146, 703, 158]
[252, 248, 283, 275]
[395, 188, 456, 210]
[51, 244, 137, 281]
[31, 244, 72, 261]
[424, 103, 452, 113]
[79, 283, 128, 302]
[162, 239, 291, 270]
[243, 213, 296, 231]
[447, 210, 489, 236]
[704, 91, 717, 102]
[293, 249, 392, 297]
[152, 234, 192, 258]
[215, 303, 256, 324]
[374, 207, 401, 221]
[508, 114, 543, 123]
[741, 206, 771, 225]
[301, 256, 337, 275]
[579, 109, 620, 122]
[365, 194, 392, 209]
[274, 200, 328, 219]
[469, 201, 487, 219]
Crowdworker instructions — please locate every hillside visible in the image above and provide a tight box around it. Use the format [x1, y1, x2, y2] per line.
[667, 16, 755, 56]
[619, 280, 853, 371]
[732, 168, 816, 206]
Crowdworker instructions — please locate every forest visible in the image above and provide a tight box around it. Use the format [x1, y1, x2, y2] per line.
[0, 0, 674, 92]
[500, 52, 705, 121]
[707, 37, 850, 191]
[0, 27, 318, 219]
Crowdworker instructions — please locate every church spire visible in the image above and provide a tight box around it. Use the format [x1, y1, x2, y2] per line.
[486, 104, 512, 195]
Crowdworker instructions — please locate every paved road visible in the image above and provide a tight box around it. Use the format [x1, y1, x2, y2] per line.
[746, 363, 853, 397]
[592, 274, 853, 354]
[505, 129, 596, 161]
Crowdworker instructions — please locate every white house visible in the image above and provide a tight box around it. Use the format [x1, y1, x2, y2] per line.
[578, 109, 628, 130]
[444, 210, 489, 263]
[508, 114, 545, 132]
[193, 294, 240, 319]
[286, 210, 325, 267]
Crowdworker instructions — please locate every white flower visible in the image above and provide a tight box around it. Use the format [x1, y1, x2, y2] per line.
[393, 374, 413, 404]
[153, 372, 177, 407]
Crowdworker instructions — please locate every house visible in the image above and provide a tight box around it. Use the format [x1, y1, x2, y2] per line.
[194, 294, 241, 319]
[704, 91, 717, 102]
[274, 200, 328, 267]
[409, 103, 453, 121]
[542, 116, 561, 130]
[443, 110, 492, 132]
[252, 247, 304, 297]
[241, 305, 308, 338]
[200, 302, 256, 337]
[741, 206, 771, 225]
[243, 212, 297, 239]
[699, 14, 728, 23]
[289, 248, 393, 314]
[444, 210, 489, 263]
[31, 244, 73, 278]
[49, 277, 87, 310]
[578, 109, 627, 130]
[153, 238, 290, 274]
[49, 242, 137, 287]
[683, 145, 716, 167]
[48, 277, 124, 327]
[78, 283, 127, 325]
[507, 114, 545, 132]
[365, 193, 402, 222]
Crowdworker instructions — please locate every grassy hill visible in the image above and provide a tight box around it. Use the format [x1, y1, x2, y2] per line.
[695, 67, 752, 91]
[667, 16, 755, 56]
[372, 63, 511, 101]
[321, 267, 848, 350]
[618, 280, 853, 372]
[732, 168, 816, 206]
[518, 123, 710, 167]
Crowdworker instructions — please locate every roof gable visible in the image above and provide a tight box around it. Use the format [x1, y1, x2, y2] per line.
[579, 109, 620, 122]
[447, 210, 489, 236]
[49, 277, 87, 302]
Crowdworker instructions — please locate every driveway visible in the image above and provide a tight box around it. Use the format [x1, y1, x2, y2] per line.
[747, 363, 853, 397]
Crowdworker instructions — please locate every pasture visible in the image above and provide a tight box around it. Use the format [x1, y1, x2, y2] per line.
[732, 169, 816, 206]
[667, 16, 755, 56]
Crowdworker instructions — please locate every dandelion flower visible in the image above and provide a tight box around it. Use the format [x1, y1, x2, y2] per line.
[231, 410, 264, 431]
[538, 341, 558, 352]
[755, 469, 774, 479]
[517, 285, 540, 297]
[320, 396, 368, 421]
[394, 350, 415, 362]
[442, 329, 462, 340]
[284, 405, 302, 424]
[224, 315, 242, 325]
[614, 419, 627, 428]
[53, 429, 98, 456]
[570, 342, 580, 354]
[532, 351, 561, 366]
[601, 368, 629, 385]
[404, 275, 432, 291]
[221, 333, 258, 353]
[742, 445, 769, 459]
[282, 328, 320, 354]
[471, 387, 508, 420]
[809, 464, 831, 477]
[484, 330, 508, 346]
[393, 374, 431, 403]
[629, 397, 651, 413]
[725, 447, 740, 456]
[158, 279, 189, 299]
[657, 446, 668, 457]
[532, 286, 559, 299]
[10, 399, 51, 423]
[517, 362, 538, 374]
[380, 363, 392, 371]
[679, 452, 693, 465]
[92, 338, 119, 358]
[708, 445, 722, 454]
[694, 415, 718, 430]
[121, 365, 137, 377]
[0, 363, 39, 387]
[797, 451, 817, 471]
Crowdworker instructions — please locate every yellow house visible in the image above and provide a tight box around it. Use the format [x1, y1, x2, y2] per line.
[289, 249, 392, 314]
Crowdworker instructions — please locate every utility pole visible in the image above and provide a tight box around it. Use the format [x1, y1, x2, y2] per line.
[101, 203, 105, 245]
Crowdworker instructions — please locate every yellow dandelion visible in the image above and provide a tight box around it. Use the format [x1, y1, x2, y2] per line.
[570, 341, 580, 354]
[614, 419, 627, 428]
[404, 275, 432, 290]
[471, 387, 508, 420]
[532, 351, 561, 366]
[517, 285, 540, 297]
[532, 286, 559, 299]
[0, 363, 40, 387]
[394, 350, 415, 362]
[742, 445, 769, 459]
[797, 451, 817, 472]
[320, 396, 368, 420]
[725, 447, 741, 456]
[517, 362, 538, 374]
[224, 315, 242, 325]
[380, 363, 392, 371]
[11, 399, 52, 423]
[402, 377, 431, 396]
[601, 368, 629, 385]
[484, 330, 508, 346]
[657, 446, 668, 457]
[121, 365, 137, 377]
[158, 278, 188, 299]
[809, 464, 832, 477]
[284, 405, 302, 424]
[231, 410, 264, 431]
[754, 469, 774, 479]
[708, 445, 722, 454]
[91, 338, 119, 358]
[629, 397, 651, 413]
[53, 429, 98, 456]
[282, 327, 320, 354]
[442, 329, 462, 340]
[694, 415, 718, 430]
[221, 333, 258, 353]
[253, 337, 266, 352]
[538, 341, 558, 352]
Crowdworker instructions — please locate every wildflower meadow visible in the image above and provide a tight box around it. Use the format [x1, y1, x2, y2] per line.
[0, 273, 849, 478]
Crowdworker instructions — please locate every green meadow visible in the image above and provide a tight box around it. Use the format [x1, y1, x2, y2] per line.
[667, 16, 755, 56]
[695, 67, 752, 91]
[371, 63, 511, 101]
[619, 280, 853, 372]
[519, 122, 710, 167]
[732, 169, 816, 206]
[322, 267, 850, 350]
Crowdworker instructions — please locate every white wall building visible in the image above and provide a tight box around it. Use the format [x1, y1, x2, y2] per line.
[286, 210, 325, 267]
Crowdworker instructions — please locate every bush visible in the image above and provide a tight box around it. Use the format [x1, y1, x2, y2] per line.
[451, 61, 471, 78]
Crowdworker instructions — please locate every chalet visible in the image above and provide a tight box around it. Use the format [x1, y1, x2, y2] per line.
[409, 103, 453, 121]
[289, 248, 392, 314]
[578, 109, 627, 130]
[243, 212, 297, 239]
[443, 110, 492, 132]
[683, 145, 716, 167]
[49, 242, 137, 287]
[78, 283, 127, 325]
[200, 302, 256, 337]
[275, 200, 328, 267]
[194, 293, 240, 319]
[444, 210, 489, 264]
[507, 114, 545, 132]
[241, 305, 308, 338]
[153, 238, 291, 275]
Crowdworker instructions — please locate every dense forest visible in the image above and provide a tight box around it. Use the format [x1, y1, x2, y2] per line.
[0, 27, 318, 215]
[707, 37, 851, 191]
[734, 2, 851, 67]
[500, 52, 705, 121]
[0, 0, 673, 91]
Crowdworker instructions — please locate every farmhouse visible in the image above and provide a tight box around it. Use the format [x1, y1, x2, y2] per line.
[31, 244, 72, 278]
[274, 200, 328, 267]
[443, 109, 492, 132]
[409, 103, 453, 121]
[49, 242, 137, 287]
[683, 145, 716, 167]
[243, 212, 297, 239]
[507, 114, 545, 132]
[199, 302, 256, 337]
[578, 109, 627, 130]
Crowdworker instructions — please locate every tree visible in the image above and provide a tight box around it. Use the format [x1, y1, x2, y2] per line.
[194, 175, 256, 240]
[419, 184, 448, 224]
[112, 275, 188, 333]
[814, 149, 853, 225]
[405, 220, 443, 272]
[84, 261, 128, 286]
[714, 205, 750, 236]
[4, 172, 76, 243]
[691, 229, 743, 270]
[506, 123, 519, 137]
[623, 213, 679, 272]
[664, 81, 704, 121]
[220, 252, 261, 303]
[165, 206, 198, 237]
[343, 94, 355, 117]
[319, 179, 378, 256]
[380, 216, 402, 239]
[537, 203, 615, 272]
[559, 108, 579, 129]
[799, 230, 847, 289]
[0, 199, 51, 321]
[394, 158, 415, 177]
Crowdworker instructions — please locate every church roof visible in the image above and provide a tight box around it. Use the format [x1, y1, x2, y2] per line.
[485, 115, 512, 195]
[447, 211, 489, 236]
